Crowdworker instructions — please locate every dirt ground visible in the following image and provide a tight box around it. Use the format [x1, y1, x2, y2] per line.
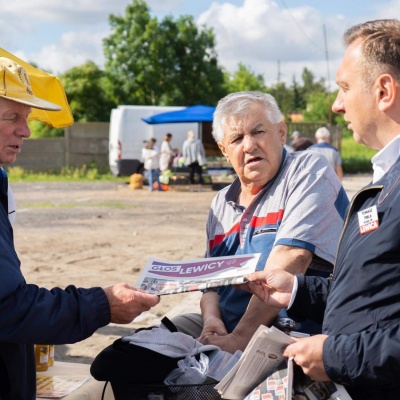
[11, 174, 372, 364]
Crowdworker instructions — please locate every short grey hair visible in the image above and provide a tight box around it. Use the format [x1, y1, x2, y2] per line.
[315, 127, 331, 139]
[212, 91, 282, 143]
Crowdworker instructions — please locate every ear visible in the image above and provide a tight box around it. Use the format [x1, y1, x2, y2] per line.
[376, 74, 397, 111]
[278, 120, 287, 145]
[218, 142, 229, 160]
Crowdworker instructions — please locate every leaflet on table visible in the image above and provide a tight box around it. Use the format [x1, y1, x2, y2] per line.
[215, 325, 353, 400]
[36, 375, 90, 398]
[135, 253, 260, 296]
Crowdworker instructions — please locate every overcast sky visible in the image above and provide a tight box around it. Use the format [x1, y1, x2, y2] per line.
[1, 0, 398, 87]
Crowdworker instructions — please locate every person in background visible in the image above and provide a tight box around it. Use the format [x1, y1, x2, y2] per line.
[159, 133, 176, 172]
[308, 127, 343, 181]
[182, 130, 206, 184]
[292, 136, 314, 152]
[0, 57, 160, 399]
[142, 138, 163, 191]
[239, 19, 400, 400]
[289, 130, 301, 148]
[171, 91, 348, 353]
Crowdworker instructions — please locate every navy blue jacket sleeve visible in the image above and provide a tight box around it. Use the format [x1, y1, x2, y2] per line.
[287, 274, 330, 325]
[324, 324, 400, 388]
[0, 201, 111, 345]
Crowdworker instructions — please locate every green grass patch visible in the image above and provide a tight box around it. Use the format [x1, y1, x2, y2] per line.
[6, 166, 128, 183]
[341, 130, 377, 174]
[18, 201, 137, 209]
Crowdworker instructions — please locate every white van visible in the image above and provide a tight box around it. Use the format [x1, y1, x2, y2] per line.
[109, 105, 199, 176]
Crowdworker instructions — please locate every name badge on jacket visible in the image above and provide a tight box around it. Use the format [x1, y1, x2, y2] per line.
[358, 205, 379, 235]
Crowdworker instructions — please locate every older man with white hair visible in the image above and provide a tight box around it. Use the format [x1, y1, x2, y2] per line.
[309, 127, 343, 180]
[171, 91, 349, 354]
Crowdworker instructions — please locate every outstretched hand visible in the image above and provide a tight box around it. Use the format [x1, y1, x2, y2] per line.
[104, 283, 160, 324]
[235, 269, 294, 309]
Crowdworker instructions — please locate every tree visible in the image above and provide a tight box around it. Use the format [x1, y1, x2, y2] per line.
[224, 63, 266, 93]
[266, 82, 294, 117]
[60, 61, 116, 122]
[291, 77, 306, 113]
[303, 91, 344, 125]
[301, 67, 326, 99]
[103, 0, 225, 106]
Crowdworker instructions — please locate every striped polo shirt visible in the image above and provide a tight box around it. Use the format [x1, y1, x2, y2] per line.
[206, 150, 349, 333]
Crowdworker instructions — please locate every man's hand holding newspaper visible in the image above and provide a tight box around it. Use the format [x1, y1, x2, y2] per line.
[135, 254, 260, 295]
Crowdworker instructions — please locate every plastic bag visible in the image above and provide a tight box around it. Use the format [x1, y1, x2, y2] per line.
[164, 353, 209, 386]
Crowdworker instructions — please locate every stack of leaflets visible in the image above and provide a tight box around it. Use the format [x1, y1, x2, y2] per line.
[215, 326, 352, 400]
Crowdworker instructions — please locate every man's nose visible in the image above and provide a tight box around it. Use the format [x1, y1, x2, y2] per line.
[332, 95, 344, 114]
[242, 134, 257, 152]
[16, 120, 31, 138]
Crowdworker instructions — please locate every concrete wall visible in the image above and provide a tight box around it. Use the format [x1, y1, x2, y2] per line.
[7, 121, 342, 173]
[9, 122, 110, 173]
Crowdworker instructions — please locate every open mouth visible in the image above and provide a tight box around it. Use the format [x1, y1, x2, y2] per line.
[245, 157, 262, 165]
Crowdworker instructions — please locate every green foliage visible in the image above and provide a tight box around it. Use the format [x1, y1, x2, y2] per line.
[60, 61, 117, 122]
[265, 68, 327, 117]
[302, 92, 343, 125]
[224, 63, 266, 93]
[103, 0, 225, 106]
[300, 68, 326, 101]
[291, 77, 306, 113]
[28, 120, 64, 138]
[266, 82, 294, 116]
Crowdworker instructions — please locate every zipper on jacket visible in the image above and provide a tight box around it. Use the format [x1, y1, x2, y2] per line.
[330, 184, 383, 282]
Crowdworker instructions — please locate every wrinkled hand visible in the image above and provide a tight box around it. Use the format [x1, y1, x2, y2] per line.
[236, 269, 294, 309]
[104, 283, 160, 324]
[283, 335, 330, 382]
[197, 316, 228, 343]
[201, 331, 248, 353]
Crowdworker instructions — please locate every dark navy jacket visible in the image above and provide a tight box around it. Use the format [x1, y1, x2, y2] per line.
[0, 173, 111, 399]
[290, 156, 400, 400]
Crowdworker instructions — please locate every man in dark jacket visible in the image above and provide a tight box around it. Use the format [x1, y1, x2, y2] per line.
[240, 19, 400, 400]
[0, 57, 160, 399]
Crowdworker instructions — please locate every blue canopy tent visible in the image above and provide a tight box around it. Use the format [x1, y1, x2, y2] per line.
[142, 105, 215, 124]
[142, 104, 232, 184]
[142, 104, 221, 158]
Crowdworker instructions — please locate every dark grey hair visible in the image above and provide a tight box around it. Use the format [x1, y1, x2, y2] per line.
[343, 19, 400, 85]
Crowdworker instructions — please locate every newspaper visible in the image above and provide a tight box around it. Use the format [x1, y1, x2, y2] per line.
[215, 325, 294, 399]
[135, 253, 260, 295]
[215, 325, 352, 400]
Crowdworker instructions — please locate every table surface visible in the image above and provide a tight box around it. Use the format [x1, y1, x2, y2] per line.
[36, 361, 114, 400]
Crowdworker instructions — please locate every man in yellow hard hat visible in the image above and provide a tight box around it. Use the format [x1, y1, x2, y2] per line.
[0, 57, 159, 400]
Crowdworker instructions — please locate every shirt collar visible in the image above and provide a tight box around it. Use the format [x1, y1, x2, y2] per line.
[371, 135, 400, 183]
